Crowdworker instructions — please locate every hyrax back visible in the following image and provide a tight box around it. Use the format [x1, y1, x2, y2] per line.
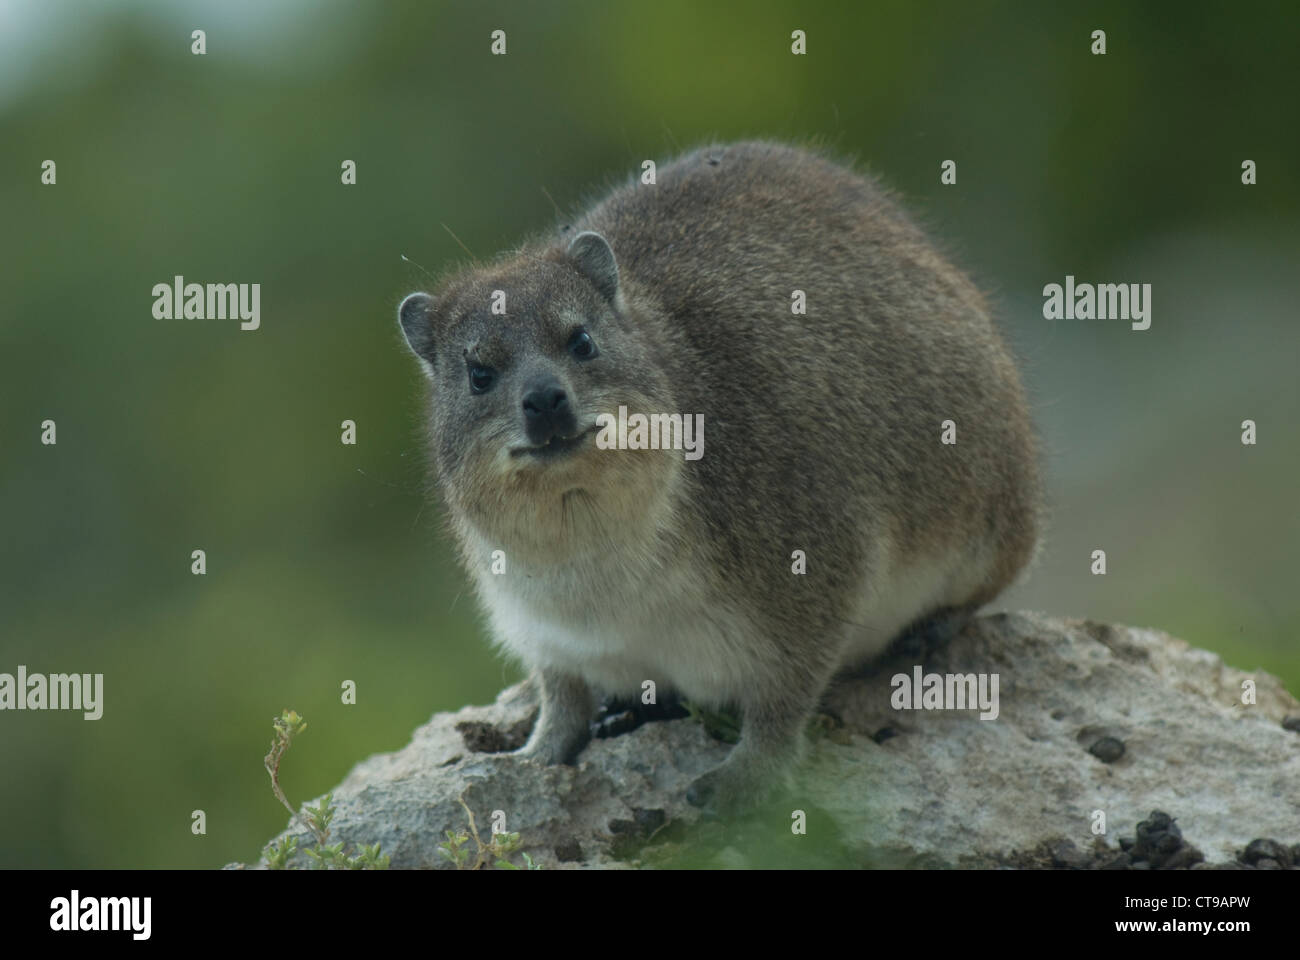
[397, 140, 1040, 813]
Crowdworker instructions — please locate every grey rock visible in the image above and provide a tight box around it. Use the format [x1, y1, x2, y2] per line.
[250, 612, 1300, 869]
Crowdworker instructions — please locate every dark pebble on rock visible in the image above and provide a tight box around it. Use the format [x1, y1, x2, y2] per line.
[1241, 837, 1289, 866]
[1129, 810, 1203, 869]
[1090, 736, 1126, 763]
[1281, 715, 1300, 733]
[455, 716, 533, 753]
[873, 726, 899, 744]
[554, 838, 583, 862]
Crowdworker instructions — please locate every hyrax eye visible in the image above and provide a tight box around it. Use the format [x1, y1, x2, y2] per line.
[468, 365, 495, 394]
[568, 328, 598, 360]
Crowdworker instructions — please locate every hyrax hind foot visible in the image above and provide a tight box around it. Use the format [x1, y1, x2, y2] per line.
[887, 604, 978, 661]
[686, 700, 808, 817]
[686, 743, 799, 818]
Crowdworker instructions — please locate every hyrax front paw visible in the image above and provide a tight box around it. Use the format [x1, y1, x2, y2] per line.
[514, 669, 594, 766]
[515, 723, 588, 766]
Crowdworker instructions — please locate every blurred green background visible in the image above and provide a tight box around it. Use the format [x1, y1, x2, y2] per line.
[1, 0, 1297, 868]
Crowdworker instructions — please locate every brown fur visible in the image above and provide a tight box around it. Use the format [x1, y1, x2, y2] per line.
[397, 141, 1042, 813]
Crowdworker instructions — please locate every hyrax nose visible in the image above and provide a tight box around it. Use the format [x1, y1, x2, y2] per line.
[521, 377, 575, 445]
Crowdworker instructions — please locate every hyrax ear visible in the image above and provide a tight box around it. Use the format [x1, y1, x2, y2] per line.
[397, 292, 436, 361]
[567, 231, 621, 309]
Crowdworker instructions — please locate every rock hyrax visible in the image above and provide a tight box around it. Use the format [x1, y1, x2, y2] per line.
[397, 140, 1041, 813]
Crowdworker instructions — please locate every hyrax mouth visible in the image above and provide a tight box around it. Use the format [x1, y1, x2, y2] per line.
[511, 426, 595, 460]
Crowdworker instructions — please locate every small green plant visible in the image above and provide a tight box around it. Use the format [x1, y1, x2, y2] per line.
[438, 828, 471, 869]
[260, 709, 391, 870]
[263, 835, 298, 870]
[438, 796, 542, 870]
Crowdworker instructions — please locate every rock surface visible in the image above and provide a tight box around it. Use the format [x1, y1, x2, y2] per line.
[252, 612, 1300, 869]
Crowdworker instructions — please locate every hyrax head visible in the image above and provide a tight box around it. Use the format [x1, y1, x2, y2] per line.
[397, 231, 675, 525]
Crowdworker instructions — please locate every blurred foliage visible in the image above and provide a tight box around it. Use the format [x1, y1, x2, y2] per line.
[0, 0, 1297, 868]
